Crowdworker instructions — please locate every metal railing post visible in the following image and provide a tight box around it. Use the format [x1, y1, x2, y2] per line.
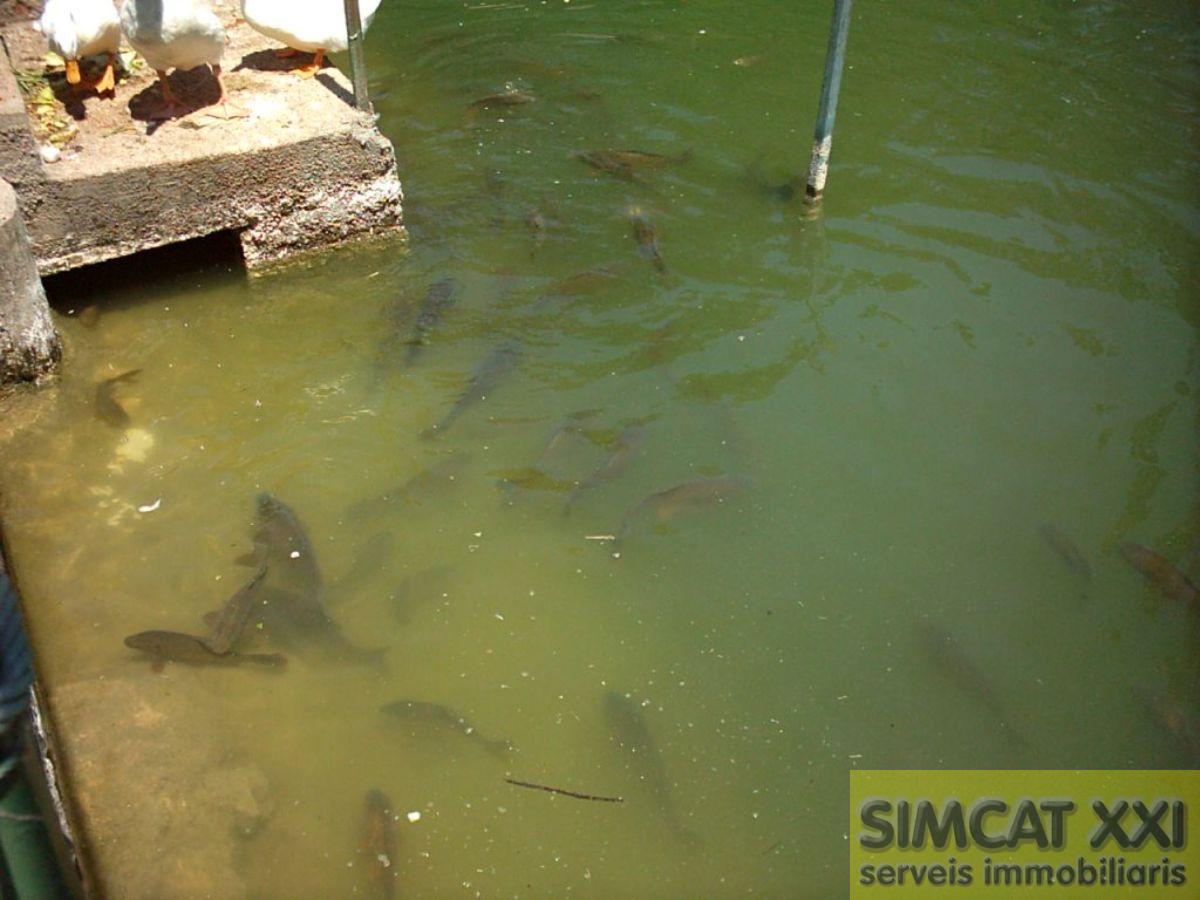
[343, 0, 371, 112]
[805, 0, 852, 204]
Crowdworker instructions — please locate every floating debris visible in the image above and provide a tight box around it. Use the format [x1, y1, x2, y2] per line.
[505, 778, 623, 803]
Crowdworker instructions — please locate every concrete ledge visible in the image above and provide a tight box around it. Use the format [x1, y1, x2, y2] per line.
[0, 178, 58, 383]
[1, 0, 404, 274]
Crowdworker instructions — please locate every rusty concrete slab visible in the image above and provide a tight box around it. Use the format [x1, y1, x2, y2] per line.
[0, 0, 404, 273]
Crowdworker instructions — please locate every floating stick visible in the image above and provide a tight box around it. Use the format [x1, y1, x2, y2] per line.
[505, 779, 623, 803]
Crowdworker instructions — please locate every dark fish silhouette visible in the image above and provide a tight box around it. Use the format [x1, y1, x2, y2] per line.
[575, 148, 690, 180]
[1038, 524, 1091, 601]
[404, 278, 456, 366]
[745, 156, 805, 202]
[531, 267, 621, 313]
[422, 342, 521, 438]
[381, 700, 513, 758]
[467, 90, 535, 124]
[494, 467, 577, 500]
[564, 422, 648, 516]
[237, 493, 322, 596]
[915, 622, 1026, 758]
[206, 564, 269, 654]
[347, 454, 471, 519]
[391, 565, 453, 624]
[604, 691, 700, 843]
[525, 209, 546, 258]
[94, 369, 141, 428]
[1120, 543, 1200, 609]
[237, 494, 386, 667]
[1135, 686, 1200, 765]
[361, 789, 398, 899]
[124, 630, 286, 671]
[618, 475, 748, 542]
[627, 206, 665, 272]
[469, 90, 536, 111]
[333, 533, 395, 594]
[534, 410, 601, 467]
[916, 623, 1007, 719]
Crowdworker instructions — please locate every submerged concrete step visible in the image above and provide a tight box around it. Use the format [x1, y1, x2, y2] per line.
[0, 0, 404, 274]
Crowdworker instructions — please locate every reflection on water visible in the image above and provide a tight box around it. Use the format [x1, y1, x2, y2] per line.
[1, 0, 1198, 896]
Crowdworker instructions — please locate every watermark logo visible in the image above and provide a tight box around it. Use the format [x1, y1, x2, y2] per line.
[850, 771, 1199, 896]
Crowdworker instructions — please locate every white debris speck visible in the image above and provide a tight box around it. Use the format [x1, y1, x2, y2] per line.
[377, 853, 391, 868]
[493, 612, 504, 621]
[39, 144, 60, 163]
[473, 531, 483, 538]
[289, 550, 300, 559]
[137, 498, 162, 513]
[407, 811, 421, 823]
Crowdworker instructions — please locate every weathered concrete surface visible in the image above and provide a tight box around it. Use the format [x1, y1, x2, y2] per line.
[49, 676, 273, 900]
[0, 177, 59, 383]
[1, 0, 404, 273]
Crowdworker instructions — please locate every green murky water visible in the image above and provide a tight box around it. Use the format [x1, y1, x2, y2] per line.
[2, 1, 1198, 897]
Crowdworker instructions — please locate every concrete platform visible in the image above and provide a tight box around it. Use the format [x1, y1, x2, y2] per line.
[0, 0, 404, 273]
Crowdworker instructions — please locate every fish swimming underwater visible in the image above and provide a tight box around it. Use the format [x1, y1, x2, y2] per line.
[124, 630, 286, 671]
[604, 691, 700, 843]
[347, 454, 472, 519]
[404, 278, 457, 366]
[381, 700, 513, 758]
[205, 563, 269, 654]
[1038, 523, 1092, 602]
[469, 90, 536, 111]
[564, 421, 648, 516]
[95, 369, 141, 428]
[361, 789, 398, 899]
[915, 622, 1026, 759]
[422, 342, 521, 438]
[574, 148, 691, 181]
[627, 206, 665, 273]
[1120, 543, 1199, 609]
[617, 475, 748, 544]
[237, 493, 386, 667]
[467, 89, 536, 124]
[391, 565, 453, 624]
[238, 493, 322, 597]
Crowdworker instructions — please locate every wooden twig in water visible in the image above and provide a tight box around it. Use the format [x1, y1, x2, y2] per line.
[505, 778, 623, 803]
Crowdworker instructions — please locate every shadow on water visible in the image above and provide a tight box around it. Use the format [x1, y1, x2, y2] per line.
[44, 230, 247, 318]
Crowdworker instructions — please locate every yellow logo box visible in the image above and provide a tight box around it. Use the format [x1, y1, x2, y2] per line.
[850, 770, 1199, 898]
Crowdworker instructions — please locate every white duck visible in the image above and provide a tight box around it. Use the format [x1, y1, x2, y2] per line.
[241, 0, 383, 77]
[119, 0, 229, 117]
[37, 0, 123, 95]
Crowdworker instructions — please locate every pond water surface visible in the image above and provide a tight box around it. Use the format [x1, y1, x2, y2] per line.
[1, 1, 1197, 897]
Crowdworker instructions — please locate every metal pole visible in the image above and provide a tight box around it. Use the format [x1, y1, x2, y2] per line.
[805, 0, 852, 203]
[343, 0, 371, 112]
